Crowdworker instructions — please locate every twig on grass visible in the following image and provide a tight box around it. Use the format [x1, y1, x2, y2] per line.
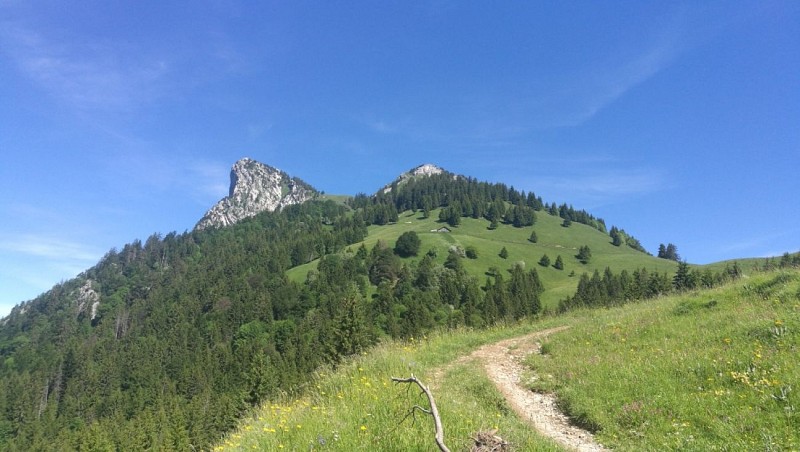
[391, 374, 450, 452]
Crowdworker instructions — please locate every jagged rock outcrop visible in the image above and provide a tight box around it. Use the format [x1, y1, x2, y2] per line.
[74, 279, 99, 319]
[382, 163, 445, 193]
[196, 158, 317, 230]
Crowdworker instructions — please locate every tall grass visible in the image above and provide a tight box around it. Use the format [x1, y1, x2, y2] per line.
[526, 270, 800, 450]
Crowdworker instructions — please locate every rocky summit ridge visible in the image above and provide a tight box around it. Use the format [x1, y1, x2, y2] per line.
[195, 158, 317, 230]
[382, 163, 445, 193]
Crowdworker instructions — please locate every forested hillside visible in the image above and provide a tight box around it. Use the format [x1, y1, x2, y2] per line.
[0, 168, 748, 449]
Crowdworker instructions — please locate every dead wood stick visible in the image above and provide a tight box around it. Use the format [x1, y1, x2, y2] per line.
[391, 374, 450, 452]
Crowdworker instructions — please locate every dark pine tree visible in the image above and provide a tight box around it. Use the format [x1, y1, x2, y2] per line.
[538, 254, 551, 267]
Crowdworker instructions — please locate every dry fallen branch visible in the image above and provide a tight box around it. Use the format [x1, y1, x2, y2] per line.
[391, 374, 450, 452]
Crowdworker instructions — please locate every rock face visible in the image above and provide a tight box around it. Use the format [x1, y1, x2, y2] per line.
[74, 279, 99, 319]
[196, 158, 317, 230]
[382, 163, 445, 193]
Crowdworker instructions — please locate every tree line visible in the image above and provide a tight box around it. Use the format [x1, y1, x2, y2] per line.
[348, 172, 610, 234]
[558, 262, 743, 312]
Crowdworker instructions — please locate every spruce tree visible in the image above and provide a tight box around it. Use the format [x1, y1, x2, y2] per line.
[539, 254, 551, 267]
[499, 246, 509, 259]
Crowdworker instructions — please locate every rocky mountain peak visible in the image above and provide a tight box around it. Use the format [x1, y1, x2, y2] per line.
[408, 163, 444, 177]
[382, 163, 447, 193]
[195, 158, 317, 230]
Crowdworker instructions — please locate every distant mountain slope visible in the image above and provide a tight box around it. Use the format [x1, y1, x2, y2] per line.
[196, 158, 317, 230]
[287, 206, 679, 308]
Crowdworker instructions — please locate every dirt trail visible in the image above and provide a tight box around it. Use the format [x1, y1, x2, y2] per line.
[431, 326, 604, 451]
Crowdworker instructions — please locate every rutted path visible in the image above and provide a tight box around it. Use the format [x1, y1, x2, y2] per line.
[431, 327, 605, 451]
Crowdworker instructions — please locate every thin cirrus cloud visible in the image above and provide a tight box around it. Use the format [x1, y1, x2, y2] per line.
[358, 31, 683, 150]
[529, 168, 666, 206]
[531, 33, 683, 130]
[0, 233, 102, 262]
[0, 235, 101, 311]
[0, 23, 171, 110]
[103, 150, 231, 203]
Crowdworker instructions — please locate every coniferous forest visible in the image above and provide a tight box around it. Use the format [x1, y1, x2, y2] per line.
[0, 171, 748, 450]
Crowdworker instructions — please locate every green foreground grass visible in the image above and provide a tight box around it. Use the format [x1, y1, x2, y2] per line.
[217, 269, 800, 451]
[527, 269, 800, 450]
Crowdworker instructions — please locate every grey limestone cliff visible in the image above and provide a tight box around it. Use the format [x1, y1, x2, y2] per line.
[196, 158, 317, 230]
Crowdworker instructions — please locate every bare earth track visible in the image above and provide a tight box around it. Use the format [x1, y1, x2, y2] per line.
[431, 327, 604, 451]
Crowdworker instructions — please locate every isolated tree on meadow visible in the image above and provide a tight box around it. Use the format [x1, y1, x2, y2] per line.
[528, 230, 538, 243]
[538, 254, 551, 267]
[394, 231, 421, 257]
[658, 243, 680, 261]
[499, 246, 509, 259]
[673, 261, 694, 291]
[610, 226, 624, 246]
[554, 255, 564, 270]
[577, 245, 592, 264]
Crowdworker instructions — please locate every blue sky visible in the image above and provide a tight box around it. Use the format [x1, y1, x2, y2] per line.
[1, 1, 798, 316]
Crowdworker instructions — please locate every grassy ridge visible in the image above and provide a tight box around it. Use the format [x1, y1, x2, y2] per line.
[288, 208, 679, 309]
[217, 269, 800, 451]
[526, 269, 800, 450]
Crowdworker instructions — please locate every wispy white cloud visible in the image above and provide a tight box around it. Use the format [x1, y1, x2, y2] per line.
[535, 169, 665, 203]
[579, 39, 679, 124]
[0, 9, 254, 112]
[247, 121, 274, 140]
[530, 31, 683, 129]
[355, 27, 683, 149]
[499, 161, 667, 209]
[0, 234, 103, 262]
[0, 235, 101, 315]
[537, 170, 664, 198]
[186, 160, 231, 199]
[105, 149, 231, 203]
[366, 119, 398, 134]
[718, 230, 798, 255]
[0, 23, 171, 110]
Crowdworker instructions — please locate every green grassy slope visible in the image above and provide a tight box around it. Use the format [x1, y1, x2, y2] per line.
[526, 269, 800, 450]
[216, 268, 800, 451]
[288, 208, 679, 309]
[316, 194, 352, 205]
